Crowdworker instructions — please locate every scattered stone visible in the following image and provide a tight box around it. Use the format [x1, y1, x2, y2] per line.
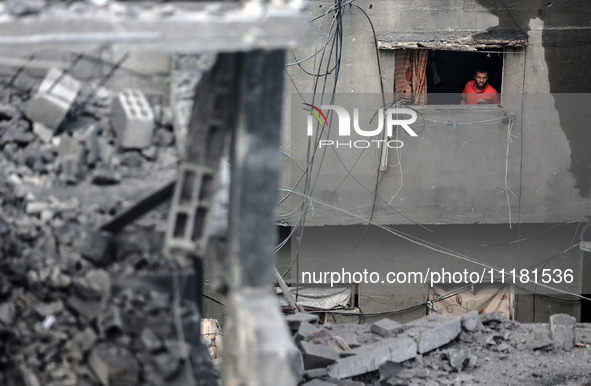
[33, 122, 54, 143]
[119, 151, 143, 168]
[445, 349, 470, 371]
[90, 169, 121, 185]
[79, 229, 113, 266]
[550, 313, 576, 350]
[404, 315, 462, 354]
[371, 318, 403, 337]
[7, 0, 47, 16]
[88, 343, 139, 386]
[461, 310, 480, 331]
[327, 337, 417, 379]
[0, 302, 15, 324]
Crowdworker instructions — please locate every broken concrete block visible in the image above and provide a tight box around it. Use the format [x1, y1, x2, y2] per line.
[405, 315, 462, 354]
[0, 302, 15, 324]
[26, 68, 80, 130]
[327, 337, 417, 379]
[445, 349, 470, 371]
[66, 296, 103, 321]
[79, 229, 113, 266]
[57, 135, 85, 179]
[461, 310, 480, 331]
[550, 313, 576, 350]
[111, 89, 155, 149]
[371, 318, 403, 337]
[286, 312, 318, 333]
[88, 343, 139, 386]
[300, 341, 340, 369]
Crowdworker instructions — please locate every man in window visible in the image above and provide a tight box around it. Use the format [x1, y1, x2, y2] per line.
[460, 67, 500, 105]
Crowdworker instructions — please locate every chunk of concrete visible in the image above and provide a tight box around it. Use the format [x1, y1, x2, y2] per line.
[79, 229, 113, 266]
[57, 135, 85, 179]
[404, 315, 462, 354]
[550, 313, 576, 350]
[371, 318, 403, 337]
[327, 337, 417, 379]
[88, 343, 139, 386]
[446, 349, 470, 371]
[26, 68, 80, 130]
[300, 341, 340, 369]
[461, 310, 480, 332]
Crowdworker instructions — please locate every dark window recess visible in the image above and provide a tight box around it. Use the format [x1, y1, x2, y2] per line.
[425, 49, 503, 105]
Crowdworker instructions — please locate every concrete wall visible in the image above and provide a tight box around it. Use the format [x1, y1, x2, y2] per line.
[280, 0, 591, 322]
[281, 0, 591, 226]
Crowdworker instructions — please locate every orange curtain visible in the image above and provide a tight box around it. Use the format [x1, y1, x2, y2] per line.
[394, 49, 428, 105]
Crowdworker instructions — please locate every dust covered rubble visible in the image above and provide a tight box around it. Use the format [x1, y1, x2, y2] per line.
[288, 311, 591, 385]
[0, 71, 219, 385]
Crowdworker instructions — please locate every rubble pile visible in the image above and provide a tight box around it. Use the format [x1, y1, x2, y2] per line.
[0, 68, 218, 385]
[288, 312, 591, 385]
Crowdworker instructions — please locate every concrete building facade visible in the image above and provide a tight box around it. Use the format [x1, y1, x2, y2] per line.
[279, 0, 591, 323]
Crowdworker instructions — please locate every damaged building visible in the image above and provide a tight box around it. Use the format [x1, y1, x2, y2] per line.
[0, 0, 590, 385]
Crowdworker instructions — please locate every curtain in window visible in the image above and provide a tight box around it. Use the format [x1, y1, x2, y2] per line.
[394, 49, 428, 105]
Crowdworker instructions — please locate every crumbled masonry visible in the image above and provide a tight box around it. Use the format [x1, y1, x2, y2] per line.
[292, 314, 591, 385]
[0, 65, 218, 385]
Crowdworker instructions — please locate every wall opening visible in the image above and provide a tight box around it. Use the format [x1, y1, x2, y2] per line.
[394, 48, 504, 105]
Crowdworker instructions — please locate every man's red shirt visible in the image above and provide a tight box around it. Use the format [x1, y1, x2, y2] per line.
[462, 80, 500, 105]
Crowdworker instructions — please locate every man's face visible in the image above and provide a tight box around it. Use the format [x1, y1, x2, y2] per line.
[474, 72, 489, 90]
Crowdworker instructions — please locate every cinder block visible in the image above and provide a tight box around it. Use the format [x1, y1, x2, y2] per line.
[371, 318, 403, 337]
[26, 68, 80, 130]
[550, 314, 576, 350]
[164, 162, 217, 259]
[111, 88, 155, 149]
[404, 315, 462, 354]
[327, 337, 416, 379]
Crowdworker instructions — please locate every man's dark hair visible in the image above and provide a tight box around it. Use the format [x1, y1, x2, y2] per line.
[474, 66, 489, 76]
